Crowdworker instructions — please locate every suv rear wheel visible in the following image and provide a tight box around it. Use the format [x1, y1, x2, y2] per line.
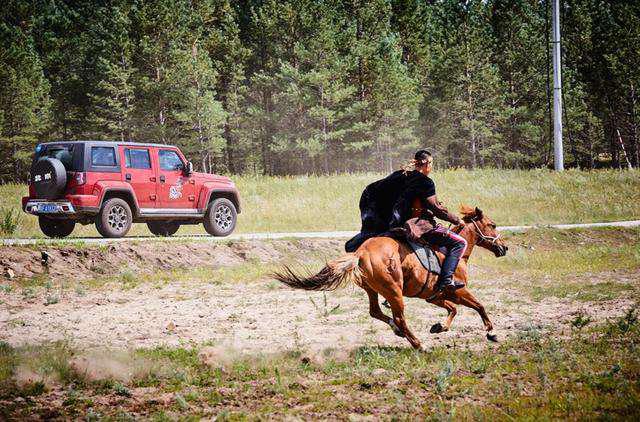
[203, 198, 237, 236]
[96, 198, 132, 238]
[147, 221, 180, 237]
[39, 216, 75, 238]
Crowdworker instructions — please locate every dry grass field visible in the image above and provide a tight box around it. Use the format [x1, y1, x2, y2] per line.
[1, 168, 639, 238]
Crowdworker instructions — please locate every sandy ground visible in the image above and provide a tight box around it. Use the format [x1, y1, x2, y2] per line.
[1, 270, 634, 353]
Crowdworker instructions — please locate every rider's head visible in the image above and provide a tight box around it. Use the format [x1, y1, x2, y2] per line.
[414, 150, 433, 176]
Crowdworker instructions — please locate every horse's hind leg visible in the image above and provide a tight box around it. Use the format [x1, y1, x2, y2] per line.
[453, 288, 497, 341]
[367, 251, 422, 349]
[427, 299, 457, 333]
[382, 290, 422, 350]
[364, 287, 403, 337]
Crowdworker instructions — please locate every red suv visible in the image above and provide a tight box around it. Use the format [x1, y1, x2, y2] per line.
[22, 141, 240, 238]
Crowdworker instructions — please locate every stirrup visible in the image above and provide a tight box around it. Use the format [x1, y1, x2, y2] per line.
[436, 280, 465, 291]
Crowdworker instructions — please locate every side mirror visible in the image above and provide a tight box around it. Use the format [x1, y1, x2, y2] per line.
[183, 161, 193, 176]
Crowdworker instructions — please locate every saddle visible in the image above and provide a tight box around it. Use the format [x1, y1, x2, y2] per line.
[385, 226, 442, 275]
[406, 240, 441, 275]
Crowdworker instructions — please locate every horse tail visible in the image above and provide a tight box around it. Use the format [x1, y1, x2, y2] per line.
[272, 253, 363, 291]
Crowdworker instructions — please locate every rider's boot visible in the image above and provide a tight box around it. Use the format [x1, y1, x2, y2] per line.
[435, 276, 465, 291]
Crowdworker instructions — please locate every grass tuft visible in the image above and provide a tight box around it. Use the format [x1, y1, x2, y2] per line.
[0, 207, 21, 236]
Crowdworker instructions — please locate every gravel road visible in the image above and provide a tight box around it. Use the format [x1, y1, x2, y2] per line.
[2, 219, 639, 246]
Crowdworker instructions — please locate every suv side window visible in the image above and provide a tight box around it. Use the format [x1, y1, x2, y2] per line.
[159, 149, 183, 171]
[91, 146, 117, 167]
[124, 148, 151, 169]
[36, 144, 84, 171]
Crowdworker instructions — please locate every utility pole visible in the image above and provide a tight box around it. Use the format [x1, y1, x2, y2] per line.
[552, 0, 564, 170]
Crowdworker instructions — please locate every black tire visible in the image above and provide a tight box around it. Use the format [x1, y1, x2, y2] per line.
[95, 198, 132, 238]
[147, 221, 180, 237]
[203, 198, 237, 236]
[31, 158, 67, 200]
[39, 216, 75, 238]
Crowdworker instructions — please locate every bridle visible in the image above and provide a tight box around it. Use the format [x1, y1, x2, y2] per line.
[450, 217, 501, 247]
[470, 218, 501, 247]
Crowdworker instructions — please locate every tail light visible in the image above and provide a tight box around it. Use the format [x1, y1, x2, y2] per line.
[74, 172, 86, 186]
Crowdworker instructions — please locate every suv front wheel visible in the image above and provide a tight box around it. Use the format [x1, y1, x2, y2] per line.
[203, 198, 237, 236]
[39, 216, 75, 238]
[96, 198, 132, 238]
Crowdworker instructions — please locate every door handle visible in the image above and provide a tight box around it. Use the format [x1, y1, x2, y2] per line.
[159, 175, 166, 183]
[188, 195, 195, 201]
[125, 173, 131, 181]
[150, 176, 156, 182]
[150, 194, 157, 200]
[189, 179, 195, 184]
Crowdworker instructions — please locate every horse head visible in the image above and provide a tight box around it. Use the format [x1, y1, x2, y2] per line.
[460, 205, 508, 257]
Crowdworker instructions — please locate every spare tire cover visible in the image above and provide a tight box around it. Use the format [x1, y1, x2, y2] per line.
[31, 158, 67, 200]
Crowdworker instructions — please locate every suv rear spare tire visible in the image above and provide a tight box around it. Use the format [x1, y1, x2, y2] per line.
[39, 216, 75, 238]
[31, 158, 67, 200]
[96, 198, 132, 238]
[204, 198, 237, 236]
[147, 221, 180, 236]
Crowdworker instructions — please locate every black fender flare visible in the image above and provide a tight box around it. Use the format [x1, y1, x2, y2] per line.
[202, 188, 241, 214]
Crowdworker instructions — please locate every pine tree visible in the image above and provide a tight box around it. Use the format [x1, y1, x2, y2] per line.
[173, 42, 227, 173]
[422, 1, 507, 167]
[0, 9, 52, 179]
[85, 2, 137, 142]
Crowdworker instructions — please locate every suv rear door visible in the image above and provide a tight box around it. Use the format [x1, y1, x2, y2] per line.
[156, 148, 196, 209]
[120, 145, 158, 209]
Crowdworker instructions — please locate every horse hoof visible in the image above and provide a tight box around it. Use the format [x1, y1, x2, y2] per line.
[486, 333, 498, 342]
[430, 323, 443, 334]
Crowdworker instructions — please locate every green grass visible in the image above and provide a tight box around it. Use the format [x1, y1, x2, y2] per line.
[2, 310, 639, 419]
[474, 227, 640, 302]
[1, 168, 639, 238]
[478, 228, 640, 277]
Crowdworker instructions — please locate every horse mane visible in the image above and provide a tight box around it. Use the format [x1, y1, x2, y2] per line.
[459, 204, 480, 222]
[460, 204, 475, 218]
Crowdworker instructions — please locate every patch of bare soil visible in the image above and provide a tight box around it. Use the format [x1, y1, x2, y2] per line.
[1, 237, 636, 352]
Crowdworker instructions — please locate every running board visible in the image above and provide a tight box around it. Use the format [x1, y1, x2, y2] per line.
[138, 208, 204, 218]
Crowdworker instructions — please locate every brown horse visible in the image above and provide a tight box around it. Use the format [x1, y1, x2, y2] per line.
[273, 205, 508, 350]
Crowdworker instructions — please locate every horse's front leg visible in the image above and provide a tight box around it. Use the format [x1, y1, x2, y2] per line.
[453, 287, 498, 342]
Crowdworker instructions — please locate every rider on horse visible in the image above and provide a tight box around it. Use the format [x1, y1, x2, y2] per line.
[345, 150, 466, 291]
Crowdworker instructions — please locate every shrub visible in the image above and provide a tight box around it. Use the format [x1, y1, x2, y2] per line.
[0, 207, 21, 236]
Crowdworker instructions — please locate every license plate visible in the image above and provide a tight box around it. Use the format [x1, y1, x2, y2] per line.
[38, 203, 58, 213]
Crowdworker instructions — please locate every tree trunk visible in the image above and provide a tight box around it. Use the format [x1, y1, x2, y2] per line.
[466, 67, 476, 168]
[630, 82, 639, 167]
[616, 129, 633, 169]
[156, 66, 166, 144]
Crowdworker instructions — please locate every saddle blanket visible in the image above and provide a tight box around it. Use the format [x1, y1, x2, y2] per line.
[407, 240, 441, 275]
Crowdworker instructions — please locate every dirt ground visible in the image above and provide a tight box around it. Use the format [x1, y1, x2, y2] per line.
[1, 238, 635, 353]
[0, 238, 343, 282]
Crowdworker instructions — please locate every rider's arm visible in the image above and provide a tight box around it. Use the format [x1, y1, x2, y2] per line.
[425, 195, 462, 225]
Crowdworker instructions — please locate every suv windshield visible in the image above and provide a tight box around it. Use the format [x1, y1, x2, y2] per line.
[36, 143, 84, 171]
